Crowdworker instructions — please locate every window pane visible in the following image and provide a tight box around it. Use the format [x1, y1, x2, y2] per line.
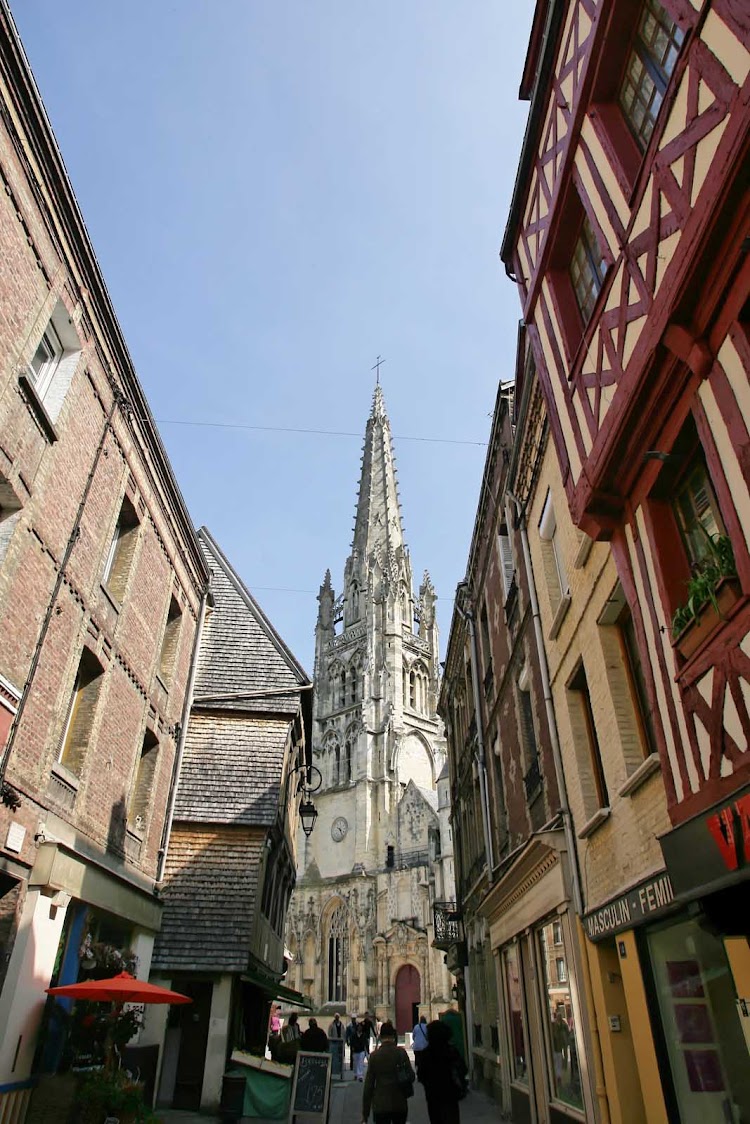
[619, 0, 684, 151]
[504, 945, 528, 1085]
[673, 462, 725, 567]
[538, 921, 583, 1110]
[570, 215, 605, 323]
[646, 918, 750, 1122]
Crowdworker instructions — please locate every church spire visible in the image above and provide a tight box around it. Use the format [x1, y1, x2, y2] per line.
[351, 385, 405, 562]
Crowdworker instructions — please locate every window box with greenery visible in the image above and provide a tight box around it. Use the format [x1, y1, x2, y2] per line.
[671, 536, 740, 660]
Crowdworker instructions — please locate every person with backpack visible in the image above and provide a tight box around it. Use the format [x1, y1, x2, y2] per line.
[417, 1020, 468, 1124]
[361, 1020, 414, 1124]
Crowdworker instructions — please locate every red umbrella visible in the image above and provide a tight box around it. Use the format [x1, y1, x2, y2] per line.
[46, 970, 193, 1005]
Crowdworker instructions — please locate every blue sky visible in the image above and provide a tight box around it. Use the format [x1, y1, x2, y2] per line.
[11, 1, 534, 673]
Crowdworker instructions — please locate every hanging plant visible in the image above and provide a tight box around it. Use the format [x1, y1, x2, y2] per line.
[79, 933, 138, 975]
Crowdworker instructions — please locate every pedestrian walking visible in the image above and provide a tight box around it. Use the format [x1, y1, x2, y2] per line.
[361, 1020, 414, 1124]
[351, 1019, 368, 1081]
[282, 1012, 301, 1042]
[346, 1014, 358, 1069]
[328, 1012, 345, 1079]
[418, 1020, 468, 1124]
[363, 1011, 376, 1053]
[300, 1017, 329, 1052]
[411, 1015, 429, 1079]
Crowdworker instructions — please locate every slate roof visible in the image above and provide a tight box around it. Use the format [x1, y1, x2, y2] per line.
[174, 712, 292, 825]
[152, 825, 262, 972]
[194, 528, 311, 711]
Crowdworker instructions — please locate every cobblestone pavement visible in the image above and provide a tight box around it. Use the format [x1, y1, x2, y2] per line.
[156, 1052, 503, 1124]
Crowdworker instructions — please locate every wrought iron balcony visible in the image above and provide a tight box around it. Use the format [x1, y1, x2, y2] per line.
[433, 901, 463, 949]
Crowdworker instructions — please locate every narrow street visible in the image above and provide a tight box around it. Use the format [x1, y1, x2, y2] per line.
[158, 1047, 502, 1124]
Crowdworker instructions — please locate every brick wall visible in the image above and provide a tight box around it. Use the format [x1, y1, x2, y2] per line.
[527, 440, 670, 912]
[0, 45, 206, 886]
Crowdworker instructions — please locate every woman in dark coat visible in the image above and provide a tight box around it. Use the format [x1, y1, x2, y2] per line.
[417, 1020, 468, 1124]
[361, 1021, 414, 1124]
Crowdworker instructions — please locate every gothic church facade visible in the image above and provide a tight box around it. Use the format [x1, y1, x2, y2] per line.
[285, 387, 455, 1030]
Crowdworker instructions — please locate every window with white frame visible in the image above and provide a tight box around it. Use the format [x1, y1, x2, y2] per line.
[25, 302, 82, 422]
[28, 322, 63, 400]
[498, 528, 515, 597]
[538, 492, 569, 625]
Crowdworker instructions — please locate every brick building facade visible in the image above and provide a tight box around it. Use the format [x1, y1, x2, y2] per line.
[0, 7, 208, 1118]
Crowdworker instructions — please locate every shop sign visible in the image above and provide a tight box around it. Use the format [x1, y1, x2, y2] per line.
[584, 872, 675, 941]
[661, 785, 750, 898]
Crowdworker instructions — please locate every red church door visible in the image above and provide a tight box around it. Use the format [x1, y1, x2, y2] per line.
[395, 964, 421, 1034]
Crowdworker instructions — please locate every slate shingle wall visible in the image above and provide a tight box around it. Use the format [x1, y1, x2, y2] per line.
[174, 712, 291, 825]
[152, 824, 264, 971]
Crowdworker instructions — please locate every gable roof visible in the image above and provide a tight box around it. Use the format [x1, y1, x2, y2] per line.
[194, 527, 311, 712]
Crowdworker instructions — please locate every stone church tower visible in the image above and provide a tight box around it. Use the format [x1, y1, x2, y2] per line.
[285, 386, 455, 1030]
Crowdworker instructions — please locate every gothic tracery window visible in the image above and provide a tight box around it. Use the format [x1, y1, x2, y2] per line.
[327, 903, 348, 1003]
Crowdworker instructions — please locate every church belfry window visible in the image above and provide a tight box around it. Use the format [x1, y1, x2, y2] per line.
[327, 903, 348, 1003]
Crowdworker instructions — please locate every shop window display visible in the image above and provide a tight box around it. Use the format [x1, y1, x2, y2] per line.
[503, 944, 528, 1085]
[538, 920, 583, 1110]
[646, 918, 750, 1123]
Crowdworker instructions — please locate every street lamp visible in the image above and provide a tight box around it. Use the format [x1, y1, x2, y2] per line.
[286, 763, 322, 838]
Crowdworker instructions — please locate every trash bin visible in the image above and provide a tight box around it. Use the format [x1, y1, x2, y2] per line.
[220, 1072, 246, 1123]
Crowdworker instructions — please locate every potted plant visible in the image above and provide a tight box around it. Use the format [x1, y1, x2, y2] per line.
[73, 1068, 149, 1124]
[672, 534, 740, 659]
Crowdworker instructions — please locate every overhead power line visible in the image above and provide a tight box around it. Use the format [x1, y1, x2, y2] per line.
[155, 417, 487, 447]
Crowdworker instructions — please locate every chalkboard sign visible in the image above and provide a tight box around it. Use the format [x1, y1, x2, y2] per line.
[288, 1050, 332, 1123]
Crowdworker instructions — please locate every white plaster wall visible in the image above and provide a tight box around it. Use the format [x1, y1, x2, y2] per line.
[0, 889, 67, 1084]
[201, 975, 232, 1110]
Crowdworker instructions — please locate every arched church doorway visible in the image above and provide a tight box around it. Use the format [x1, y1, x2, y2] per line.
[395, 964, 420, 1034]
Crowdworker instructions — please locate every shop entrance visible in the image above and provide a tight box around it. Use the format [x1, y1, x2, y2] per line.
[170, 980, 213, 1111]
[395, 965, 420, 1034]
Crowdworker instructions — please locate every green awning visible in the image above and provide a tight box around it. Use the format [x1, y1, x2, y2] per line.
[241, 964, 313, 1010]
[275, 981, 313, 1010]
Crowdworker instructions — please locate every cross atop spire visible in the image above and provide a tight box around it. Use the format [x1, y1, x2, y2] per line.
[371, 355, 386, 386]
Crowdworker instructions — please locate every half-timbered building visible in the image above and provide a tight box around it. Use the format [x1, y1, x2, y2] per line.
[502, 1, 750, 1120]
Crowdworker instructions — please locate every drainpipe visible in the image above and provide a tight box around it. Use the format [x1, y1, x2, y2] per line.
[455, 585, 494, 875]
[156, 584, 209, 885]
[505, 493, 584, 917]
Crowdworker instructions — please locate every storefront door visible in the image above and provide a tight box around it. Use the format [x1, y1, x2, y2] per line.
[645, 917, 750, 1123]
